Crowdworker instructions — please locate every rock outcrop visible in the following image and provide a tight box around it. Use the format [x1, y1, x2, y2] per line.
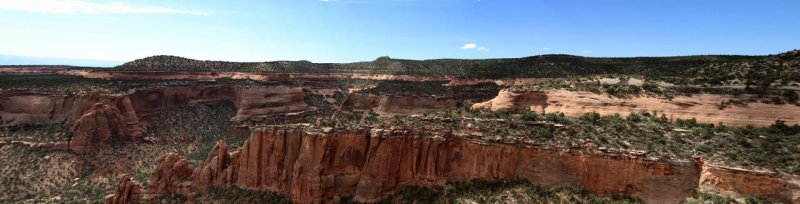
[69, 101, 142, 154]
[192, 141, 238, 192]
[146, 153, 194, 198]
[144, 128, 703, 203]
[104, 175, 142, 204]
[125, 85, 309, 121]
[472, 90, 548, 113]
[1, 85, 314, 153]
[340, 93, 457, 116]
[699, 164, 800, 203]
[473, 89, 800, 127]
[0, 91, 105, 127]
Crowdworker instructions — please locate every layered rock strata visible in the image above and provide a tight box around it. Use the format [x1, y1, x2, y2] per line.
[137, 128, 702, 203]
[699, 164, 800, 203]
[340, 93, 457, 116]
[104, 175, 142, 204]
[69, 101, 142, 153]
[1, 85, 312, 153]
[474, 89, 800, 127]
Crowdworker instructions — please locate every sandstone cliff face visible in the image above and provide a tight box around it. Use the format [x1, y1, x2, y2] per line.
[143, 128, 702, 203]
[474, 89, 800, 127]
[2, 85, 311, 127]
[125, 85, 309, 121]
[0, 91, 105, 127]
[472, 90, 548, 113]
[340, 93, 457, 116]
[0, 92, 143, 154]
[699, 165, 800, 203]
[69, 101, 142, 154]
[1, 85, 311, 153]
[192, 141, 237, 192]
[146, 153, 194, 197]
[104, 175, 142, 204]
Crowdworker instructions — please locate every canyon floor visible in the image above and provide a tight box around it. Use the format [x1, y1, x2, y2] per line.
[1, 52, 799, 203]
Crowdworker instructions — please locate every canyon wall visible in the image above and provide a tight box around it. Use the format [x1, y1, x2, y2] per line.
[0, 85, 312, 153]
[474, 89, 800, 127]
[1, 85, 311, 126]
[699, 164, 800, 203]
[140, 127, 702, 204]
[340, 93, 457, 116]
[124, 85, 309, 121]
[0, 91, 108, 126]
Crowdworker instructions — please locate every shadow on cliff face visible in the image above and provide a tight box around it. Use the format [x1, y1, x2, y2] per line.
[340, 80, 501, 116]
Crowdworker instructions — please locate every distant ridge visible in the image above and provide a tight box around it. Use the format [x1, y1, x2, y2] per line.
[109, 50, 798, 81]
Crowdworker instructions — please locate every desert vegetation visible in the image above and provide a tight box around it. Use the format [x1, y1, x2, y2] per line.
[319, 107, 800, 174]
[377, 179, 641, 204]
[112, 51, 799, 86]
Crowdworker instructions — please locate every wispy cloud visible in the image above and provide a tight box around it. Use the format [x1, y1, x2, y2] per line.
[581, 50, 593, 54]
[0, 0, 210, 15]
[460, 43, 477, 49]
[460, 43, 489, 52]
[542, 47, 552, 51]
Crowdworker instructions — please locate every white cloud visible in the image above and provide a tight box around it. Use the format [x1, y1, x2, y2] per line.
[542, 47, 552, 51]
[460, 43, 489, 52]
[581, 50, 593, 54]
[460, 43, 478, 49]
[0, 0, 210, 15]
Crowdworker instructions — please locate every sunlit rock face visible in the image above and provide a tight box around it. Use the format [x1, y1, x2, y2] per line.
[142, 127, 705, 203]
[69, 101, 141, 154]
[474, 89, 800, 127]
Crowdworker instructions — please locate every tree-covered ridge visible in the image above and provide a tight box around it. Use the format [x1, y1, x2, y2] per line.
[115, 55, 245, 72]
[113, 50, 798, 82]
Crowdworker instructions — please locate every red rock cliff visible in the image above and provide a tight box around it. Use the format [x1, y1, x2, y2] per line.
[144, 128, 703, 203]
[340, 93, 457, 116]
[699, 164, 800, 203]
[104, 175, 142, 204]
[1, 85, 312, 153]
[69, 100, 142, 154]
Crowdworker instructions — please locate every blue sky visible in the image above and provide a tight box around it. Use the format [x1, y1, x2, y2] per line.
[0, 0, 798, 66]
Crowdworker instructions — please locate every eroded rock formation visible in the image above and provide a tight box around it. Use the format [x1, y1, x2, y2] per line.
[474, 89, 800, 126]
[340, 93, 457, 116]
[1, 85, 315, 153]
[0, 91, 106, 127]
[472, 90, 548, 113]
[146, 153, 194, 198]
[69, 101, 142, 154]
[104, 175, 142, 204]
[192, 141, 237, 192]
[124, 85, 309, 121]
[143, 128, 702, 203]
[699, 164, 800, 203]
